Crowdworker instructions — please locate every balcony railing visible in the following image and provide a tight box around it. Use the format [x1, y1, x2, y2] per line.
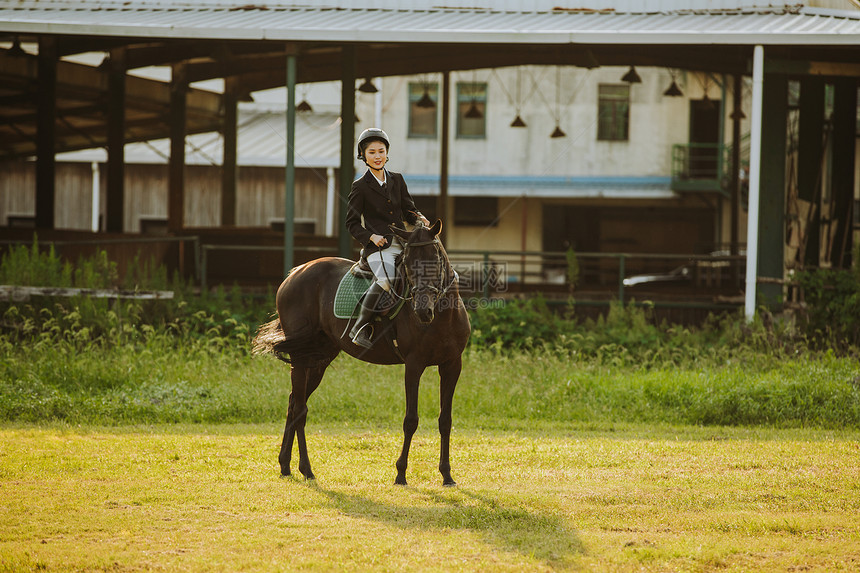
[671, 143, 731, 196]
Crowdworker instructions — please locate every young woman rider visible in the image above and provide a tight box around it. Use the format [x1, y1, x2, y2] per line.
[346, 128, 430, 349]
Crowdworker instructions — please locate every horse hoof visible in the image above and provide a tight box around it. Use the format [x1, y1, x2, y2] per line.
[394, 477, 407, 486]
[443, 479, 457, 487]
[304, 474, 316, 481]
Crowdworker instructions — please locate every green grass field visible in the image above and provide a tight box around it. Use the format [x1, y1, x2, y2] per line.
[3, 307, 860, 571]
[2, 423, 859, 572]
[4, 241, 860, 569]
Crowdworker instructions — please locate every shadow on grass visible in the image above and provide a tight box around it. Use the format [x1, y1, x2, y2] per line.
[306, 482, 584, 567]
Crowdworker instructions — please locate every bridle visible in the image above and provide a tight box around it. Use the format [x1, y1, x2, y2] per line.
[396, 236, 458, 307]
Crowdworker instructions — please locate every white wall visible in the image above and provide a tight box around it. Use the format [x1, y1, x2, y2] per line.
[368, 66, 707, 180]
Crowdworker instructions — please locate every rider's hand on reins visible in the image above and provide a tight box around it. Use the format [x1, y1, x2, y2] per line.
[370, 234, 387, 247]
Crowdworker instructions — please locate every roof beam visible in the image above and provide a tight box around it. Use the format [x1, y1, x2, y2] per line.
[0, 49, 222, 160]
[225, 42, 754, 93]
[57, 37, 130, 57]
[122, 40, 290, 70]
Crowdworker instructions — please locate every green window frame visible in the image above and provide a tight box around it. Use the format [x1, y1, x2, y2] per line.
[456, 82, 487, 139]
[408, 82, 438, 139]
[597, 84, 630, 141]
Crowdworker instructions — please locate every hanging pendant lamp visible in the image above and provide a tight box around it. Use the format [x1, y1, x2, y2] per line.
[464, 72, 483, 119]
[509, 67, 527, 128]
[7, 37, 27, 57]
[621, 65, 642, 84]
[357, 78, 378, 94]
[416, 89, 435, 109]
[663, 79, 683, 97]
[465, 101, 483, 119]
[549, 66, 566, 138]
[297, 85, 313, 112]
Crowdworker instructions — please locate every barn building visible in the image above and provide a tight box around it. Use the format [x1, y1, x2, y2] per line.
[1, 0, 859, 315]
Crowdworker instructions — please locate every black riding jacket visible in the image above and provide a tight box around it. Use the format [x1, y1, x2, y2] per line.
[346, 169, 422, 253]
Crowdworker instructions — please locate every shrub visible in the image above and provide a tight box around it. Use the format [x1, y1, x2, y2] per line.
[469, 295, 564, 350]
[467, 298, 831, 367]
[795, 267, 860, 351]
[0, 238, 72, 287]
[0, 238, 272, 348]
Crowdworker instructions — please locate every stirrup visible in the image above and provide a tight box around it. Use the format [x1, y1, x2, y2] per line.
[351, 322, 374, 349]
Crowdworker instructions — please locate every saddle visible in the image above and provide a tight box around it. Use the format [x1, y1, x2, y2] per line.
[348, 248, 374, 279]
[334, 250, 405, 320]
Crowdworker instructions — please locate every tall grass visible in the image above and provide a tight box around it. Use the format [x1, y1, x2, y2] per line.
[3, 334, 859, 428]
[1, 237, 273, 340]
[2, 240, 859, 428]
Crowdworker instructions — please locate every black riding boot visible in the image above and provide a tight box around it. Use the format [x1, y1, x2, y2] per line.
[350, 283, 386, 349]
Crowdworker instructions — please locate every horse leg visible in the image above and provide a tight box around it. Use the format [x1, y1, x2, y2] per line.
[395, 361, 425, 485]
[279, 394, 295, 477]
[294, 360, 329, 480]
[279, 359, 320, 479]
[279, 380, 298, 476]
[438, 357, 462, 487]
[278, 362, 306, 477]
[278, 356, 332, 479]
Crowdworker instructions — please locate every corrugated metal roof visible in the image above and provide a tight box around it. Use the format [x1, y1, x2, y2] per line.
[2, 2, 860, 45]
[56, 109, 342, 168]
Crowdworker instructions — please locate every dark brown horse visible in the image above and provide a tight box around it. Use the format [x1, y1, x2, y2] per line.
[252, 220, 470, 486]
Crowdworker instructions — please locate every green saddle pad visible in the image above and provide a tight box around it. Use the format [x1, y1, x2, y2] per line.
[333, 271, 374, 319]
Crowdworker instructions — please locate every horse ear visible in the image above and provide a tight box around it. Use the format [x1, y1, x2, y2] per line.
[389, 224, 411, 242]
[430, 219, 442, 236]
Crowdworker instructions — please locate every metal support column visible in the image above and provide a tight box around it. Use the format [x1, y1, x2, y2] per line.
[284, 52, 297, 274]
[338, 45, 356, 259]
[221, 77, 239, 227]
[829, 78, 857, 269]
[730, 73, 742, 286]
[758, 72, 789, 307]
[168, 64, 187, 233]
[106, 47, 126, 233]
[745, 46, 765, 320]
[797, 76, 825, 268]
[35, 36, 57, 230]
[439, 71, 450, 242]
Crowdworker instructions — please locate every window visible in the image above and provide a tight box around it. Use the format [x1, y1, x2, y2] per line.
[408, 82, 438, 138]
[140, 217, 168, 235]
[456, 82, 487, 139]
[453, 196, 497, 227]
[5, 215, 35, 228]
[597, 84, 630, 141]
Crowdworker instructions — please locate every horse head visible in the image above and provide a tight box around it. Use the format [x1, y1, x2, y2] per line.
[390, 219, 448, 325]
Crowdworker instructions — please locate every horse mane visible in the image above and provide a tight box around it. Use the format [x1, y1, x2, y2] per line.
[404, 223, 457, 288]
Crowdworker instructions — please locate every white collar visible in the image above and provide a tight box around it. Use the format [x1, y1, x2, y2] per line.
[369, 169, 387, 186]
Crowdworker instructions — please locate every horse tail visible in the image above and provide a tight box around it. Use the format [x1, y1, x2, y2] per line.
[251, 317, 286, 356]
